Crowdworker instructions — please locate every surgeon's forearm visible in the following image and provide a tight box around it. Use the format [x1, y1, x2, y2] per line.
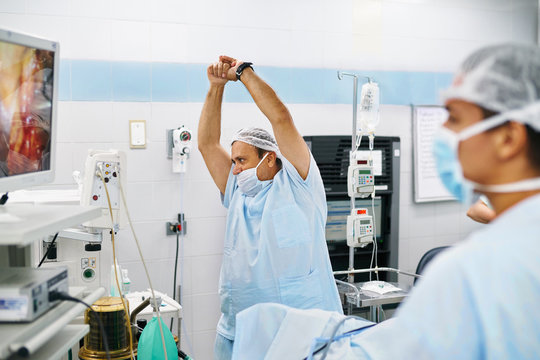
[198, 85, 225, 149]
[240, 69, 293, 126]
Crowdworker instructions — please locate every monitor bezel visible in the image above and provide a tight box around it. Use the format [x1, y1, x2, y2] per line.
[0, 28, 59, 194]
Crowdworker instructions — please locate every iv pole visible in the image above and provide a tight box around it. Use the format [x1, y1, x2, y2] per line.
[337, 71, 358, 286]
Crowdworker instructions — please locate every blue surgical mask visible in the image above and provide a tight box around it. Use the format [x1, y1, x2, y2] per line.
[433, 127, 474, 203]
[236, 153, 270, 197]
[433, 112, 510, 203]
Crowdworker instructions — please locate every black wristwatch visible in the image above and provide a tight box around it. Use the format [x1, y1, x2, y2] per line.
[236, 62, 253, 81]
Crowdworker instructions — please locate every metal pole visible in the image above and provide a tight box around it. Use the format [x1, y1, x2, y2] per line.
[348, 75, 358, 285]
[333, 267, 421, 279]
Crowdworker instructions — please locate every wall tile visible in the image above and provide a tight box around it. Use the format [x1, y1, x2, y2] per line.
[399, 172, 413, 207]
[56, 101, 72, 142]
[0, 14, 73, 58]
[183, 180, 228, 219]
[149, 0, 188, 23]
[434, 200, 463, 236]
[112, 62, 151, 101]
[289, 0, 324, 32]
[70, 0, 112, 19]
[184, 217, 226, 257]
[111, 21, 151, 62]
[27, 0, 70, 16]
[125, 181, 154, 222]
[407, 202, 436, 238]
[190, 254, 222, 296]
[71, 61, 112, 101]
[67, 102, 114, 141]
[151, 63, 190, 102]
[70, 18, 111, 60]
[191, 293, 220, 332]
[53, 142, 76, 185]
[150, 23, 188, 63]
[179, 295, 194, 350]
[0, 0, 25, 13]
[111, 102, 151, 144]
[192, 330, 216, 360]
[112, 0, 149, 21]
[58, 60, 71, 101]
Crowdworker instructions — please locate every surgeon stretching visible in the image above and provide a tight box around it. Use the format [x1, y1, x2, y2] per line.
[198, 56, 343, 360]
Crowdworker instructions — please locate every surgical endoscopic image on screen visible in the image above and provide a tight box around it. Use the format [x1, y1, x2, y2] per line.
[0, 40, 53, 178]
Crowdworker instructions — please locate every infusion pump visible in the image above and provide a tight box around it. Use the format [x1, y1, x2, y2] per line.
[348, 159, 374, 198]
[346, 208, 374, 247]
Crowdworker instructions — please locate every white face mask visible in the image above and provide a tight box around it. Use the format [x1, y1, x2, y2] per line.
[236, 153, 270, 197]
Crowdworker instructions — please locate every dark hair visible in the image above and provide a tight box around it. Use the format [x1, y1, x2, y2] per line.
[481, 107, 540, 170]
[255, 146, 282, 168]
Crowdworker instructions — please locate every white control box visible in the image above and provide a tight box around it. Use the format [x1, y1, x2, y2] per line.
[172, 126, 192, 173]
[80, 149, 127, 230]
[346, 208, 374, 247]
[347, 159, 374, 198]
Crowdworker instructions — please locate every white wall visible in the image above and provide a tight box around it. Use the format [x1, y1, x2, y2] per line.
[1, 0, 537, 359]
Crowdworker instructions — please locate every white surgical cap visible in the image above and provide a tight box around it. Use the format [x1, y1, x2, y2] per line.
[441, 43, 540, 131]
[231, 127, 281, 156]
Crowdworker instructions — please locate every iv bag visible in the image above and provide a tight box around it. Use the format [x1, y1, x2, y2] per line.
[358, 82, 380, 134]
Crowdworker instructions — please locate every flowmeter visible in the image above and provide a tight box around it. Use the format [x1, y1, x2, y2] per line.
[172, 126, 192, 173]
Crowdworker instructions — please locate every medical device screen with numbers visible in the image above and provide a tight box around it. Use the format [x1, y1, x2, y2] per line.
[0, 37, 54, 179]
[326, 198, 382, 242]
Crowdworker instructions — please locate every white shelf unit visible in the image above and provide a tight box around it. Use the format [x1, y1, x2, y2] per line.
[0, 204, 102, 246]
[0, 287, 105, 359]
[0, 203, 104, 359]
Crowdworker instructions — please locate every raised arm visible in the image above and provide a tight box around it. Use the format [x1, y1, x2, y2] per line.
[221, 56, 311, 180]
[198, 62, 233, 194]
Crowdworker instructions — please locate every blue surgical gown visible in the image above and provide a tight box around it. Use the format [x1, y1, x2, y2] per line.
[217, 154, 343, 340]
[355, 193, 540, 359]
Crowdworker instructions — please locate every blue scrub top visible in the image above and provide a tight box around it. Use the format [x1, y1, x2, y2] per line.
[218, 153, 343, 340]
[354, 193, 540, 359]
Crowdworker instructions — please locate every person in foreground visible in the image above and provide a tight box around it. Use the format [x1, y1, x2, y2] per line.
[197, 55, 342, 360]
[232, 43, 540, 359]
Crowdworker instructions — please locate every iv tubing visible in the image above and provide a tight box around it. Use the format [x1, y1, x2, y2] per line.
[97, 169, 135, 360]
[116, 167, 169, 360]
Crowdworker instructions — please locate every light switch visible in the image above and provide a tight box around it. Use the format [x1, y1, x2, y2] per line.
[129, 120, 146, 149]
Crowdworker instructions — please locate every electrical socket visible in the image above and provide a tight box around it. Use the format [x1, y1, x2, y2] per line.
[166, 213, 186, 236]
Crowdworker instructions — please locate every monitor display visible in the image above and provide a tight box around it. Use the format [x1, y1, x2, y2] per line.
[0, 29, 58, 193]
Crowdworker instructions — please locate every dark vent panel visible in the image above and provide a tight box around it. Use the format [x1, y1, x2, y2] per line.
[304, 135, 399, 195]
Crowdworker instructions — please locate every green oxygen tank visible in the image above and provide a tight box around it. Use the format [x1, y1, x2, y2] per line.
[137, 316, 177, 359]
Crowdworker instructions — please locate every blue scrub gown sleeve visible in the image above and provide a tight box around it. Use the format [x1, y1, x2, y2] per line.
[355, 246, 483, 359]
[280, 152, 327, 212]
[280, 152, 316, 187]
[222, 165, 237, 209]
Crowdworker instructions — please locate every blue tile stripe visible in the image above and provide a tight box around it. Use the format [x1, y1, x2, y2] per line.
[59, 59, 453, 105]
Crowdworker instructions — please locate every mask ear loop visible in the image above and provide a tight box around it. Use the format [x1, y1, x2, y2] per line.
[255, 152, 270, 168]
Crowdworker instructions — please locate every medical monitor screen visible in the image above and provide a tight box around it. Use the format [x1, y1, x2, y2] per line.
[0, 31, 56, 188]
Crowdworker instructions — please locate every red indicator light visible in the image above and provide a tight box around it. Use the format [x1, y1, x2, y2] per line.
[357, 160, 368, 165]
[92, 195, 98, 201]
[357, 209, 367, 215]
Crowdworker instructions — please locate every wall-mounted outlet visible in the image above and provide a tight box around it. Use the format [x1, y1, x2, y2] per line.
[166, 213, 187, 236]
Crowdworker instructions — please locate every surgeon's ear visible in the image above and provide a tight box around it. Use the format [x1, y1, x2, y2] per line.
[267, 152, 277, 168]
[495, 121, 528, 161]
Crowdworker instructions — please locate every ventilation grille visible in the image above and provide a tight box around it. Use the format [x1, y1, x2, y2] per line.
[305, 135, 398, 195]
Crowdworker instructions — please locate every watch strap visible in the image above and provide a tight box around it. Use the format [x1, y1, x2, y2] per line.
[236, 62, 253, 81]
